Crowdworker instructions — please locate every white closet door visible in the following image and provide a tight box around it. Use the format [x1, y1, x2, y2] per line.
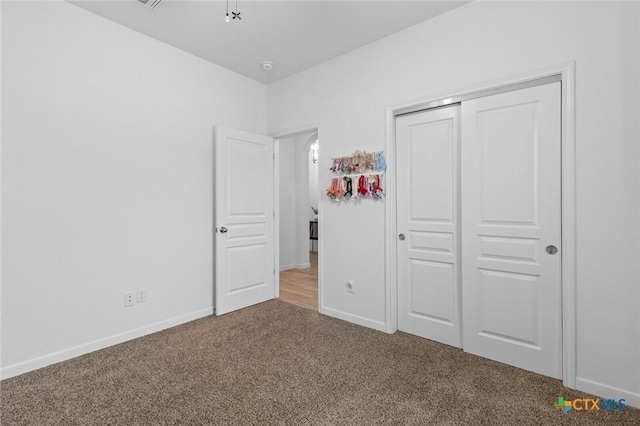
[396, 105, 462, 348]
[461, 82, 562, 378]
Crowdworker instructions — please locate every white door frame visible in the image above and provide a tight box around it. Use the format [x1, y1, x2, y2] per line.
[270, 123, 324, 313]
[384, 62, 576, 388]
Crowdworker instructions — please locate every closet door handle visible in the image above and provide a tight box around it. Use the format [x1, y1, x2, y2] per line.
[219, 227, 228, 234]
[398, 234, 405, 241]
[546, 245, 557, 255]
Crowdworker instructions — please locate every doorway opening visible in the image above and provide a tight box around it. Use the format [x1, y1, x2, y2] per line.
[277, 130, 320, 311]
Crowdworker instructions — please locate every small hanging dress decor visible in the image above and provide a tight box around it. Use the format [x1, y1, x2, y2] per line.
[326, 150, 386, 202]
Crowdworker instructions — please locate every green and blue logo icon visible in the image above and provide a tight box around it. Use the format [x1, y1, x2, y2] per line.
[554, 397, 572, 414]
[554, 396, 626, 414]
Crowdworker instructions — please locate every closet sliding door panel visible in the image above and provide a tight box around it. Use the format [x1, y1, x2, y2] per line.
[396, 105, 462, 348]
[461, 82, 562, 378]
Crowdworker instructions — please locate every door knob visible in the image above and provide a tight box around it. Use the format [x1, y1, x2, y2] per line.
[546, 245, 558, 255]
[398, 234, 405, 241]
[219, 227, 228, 234]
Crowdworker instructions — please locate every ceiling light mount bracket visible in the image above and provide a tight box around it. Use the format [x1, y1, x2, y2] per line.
[261, 61, 275, 71]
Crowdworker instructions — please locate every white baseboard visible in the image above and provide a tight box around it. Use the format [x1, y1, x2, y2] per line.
[575, 377, 640, 409]
[279, 264, 296, 271]
[320, 306, 386, 332]
[279, 263, 311, 271]
[0, 307, 214, 380]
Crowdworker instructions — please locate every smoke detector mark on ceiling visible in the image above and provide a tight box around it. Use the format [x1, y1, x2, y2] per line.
[135, 0, 166, 12]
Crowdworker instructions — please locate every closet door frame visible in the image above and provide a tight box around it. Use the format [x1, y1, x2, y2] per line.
[384, 61, 576, 388]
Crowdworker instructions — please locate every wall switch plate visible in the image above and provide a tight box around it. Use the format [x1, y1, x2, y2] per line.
[125, 291, 136, 307]
[137, 288, 146, 303]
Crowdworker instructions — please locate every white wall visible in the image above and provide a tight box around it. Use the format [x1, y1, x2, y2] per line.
[293, 133, 311, 268]
[1, 1, 266, 377]
[267, 1, 640, 406]
[308, 139, 319, 222]
[278, 137, 296, 269]
[278, 133, 314, 269]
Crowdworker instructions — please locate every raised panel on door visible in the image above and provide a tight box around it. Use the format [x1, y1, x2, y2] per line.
[215, 127, 275, 315]
[396, 105, 461, 348]
[228, 139, 267, 216]
[461, 82, 562, 378]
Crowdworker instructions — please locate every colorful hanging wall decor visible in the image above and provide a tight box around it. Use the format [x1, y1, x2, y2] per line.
[326, 151, 386, 201]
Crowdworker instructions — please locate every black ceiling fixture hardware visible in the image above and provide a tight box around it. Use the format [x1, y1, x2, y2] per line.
[226, 0, 241, 22]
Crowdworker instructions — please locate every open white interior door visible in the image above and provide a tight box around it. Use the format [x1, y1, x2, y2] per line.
[214, 126, 275, 315]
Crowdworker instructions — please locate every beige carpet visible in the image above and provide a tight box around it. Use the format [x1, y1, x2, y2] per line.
[1, 300, 638, 425]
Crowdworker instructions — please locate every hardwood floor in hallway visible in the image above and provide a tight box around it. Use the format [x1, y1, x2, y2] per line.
[279, 251, 318, 311]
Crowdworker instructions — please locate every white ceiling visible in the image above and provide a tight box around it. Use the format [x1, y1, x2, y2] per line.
[70, 0, 470, 84]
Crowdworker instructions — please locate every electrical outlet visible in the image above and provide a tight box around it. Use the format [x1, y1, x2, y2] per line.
[137, 288, 146, 303]
[346, 280, 355, 293]
[124, 291, 136, 307]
